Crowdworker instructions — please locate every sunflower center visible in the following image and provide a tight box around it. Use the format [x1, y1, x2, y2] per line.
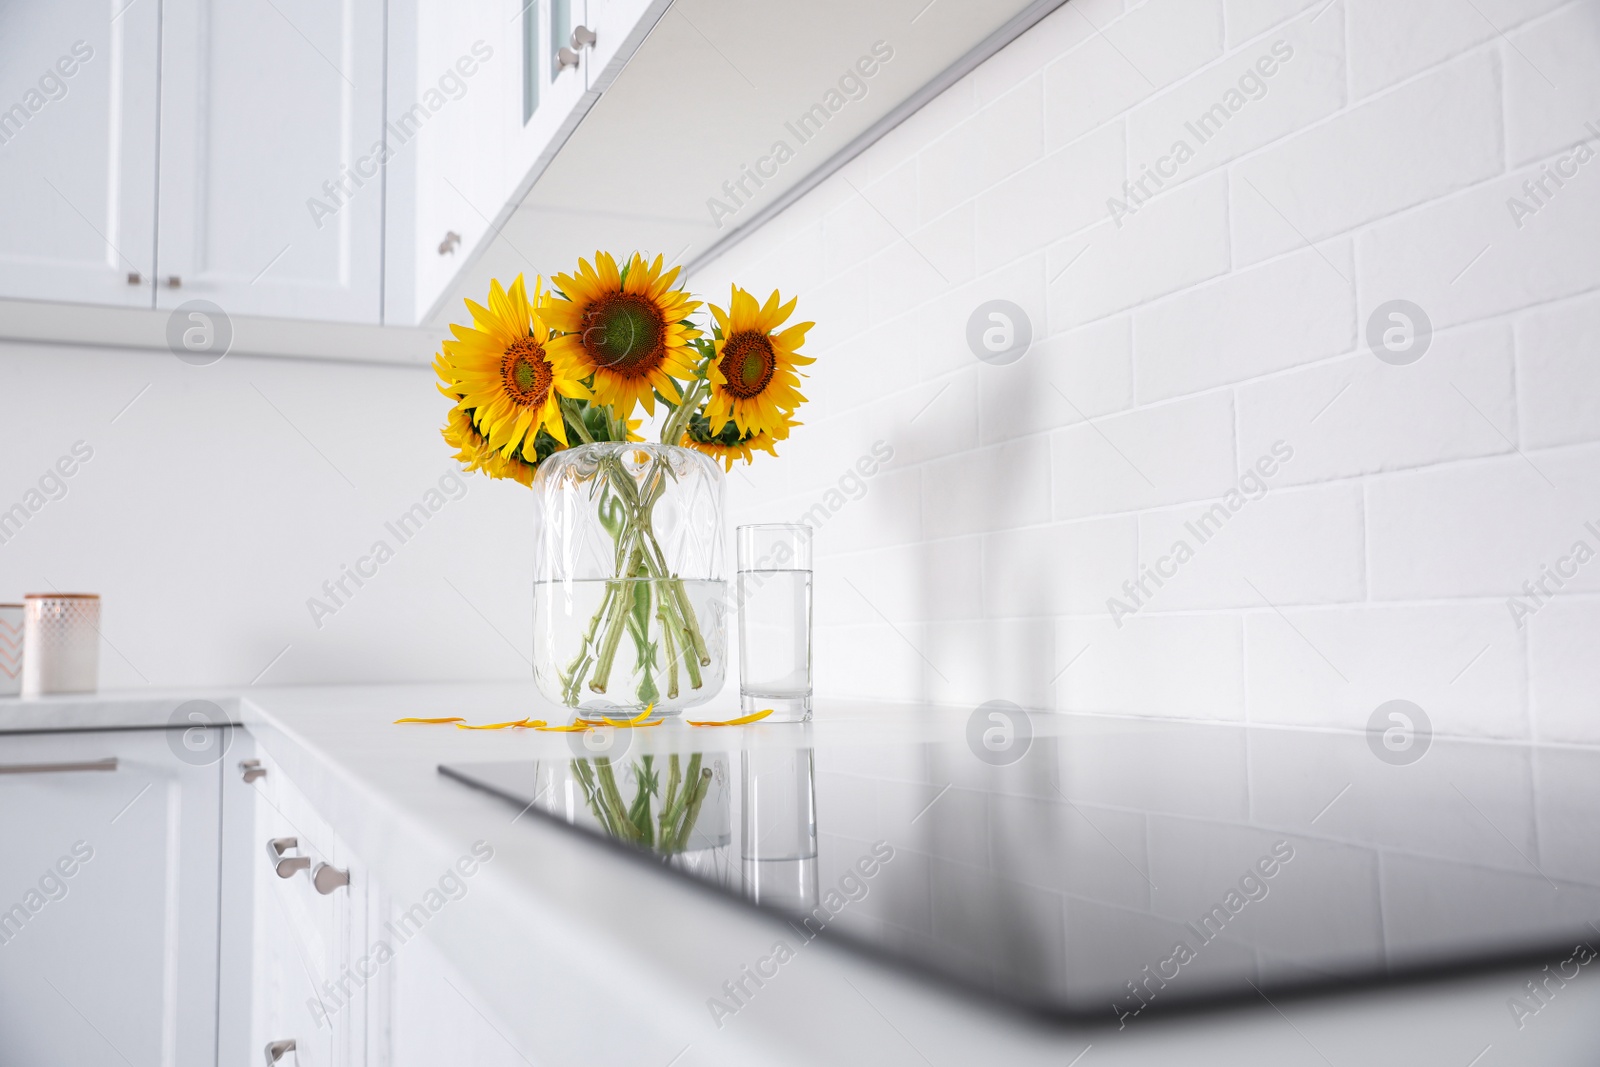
[501, 338, 554, 406]
[582, 293, 666, 376]
[718, 332, 776, 399]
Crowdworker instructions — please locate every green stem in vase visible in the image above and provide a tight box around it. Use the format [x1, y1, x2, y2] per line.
[558, 444, 714, 707]
[657, 601, 679, 700]
[588, 542, 642, 694]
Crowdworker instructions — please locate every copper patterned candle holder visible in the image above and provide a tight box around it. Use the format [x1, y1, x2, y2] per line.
[21, 594, 100, 697]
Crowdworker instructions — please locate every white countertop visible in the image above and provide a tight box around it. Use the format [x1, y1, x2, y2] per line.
[8, 685, 1598, 1065]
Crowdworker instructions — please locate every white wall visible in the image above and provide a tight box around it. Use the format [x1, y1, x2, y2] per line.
[693, 0, 1600, 743]
[0, 341, 536, 688]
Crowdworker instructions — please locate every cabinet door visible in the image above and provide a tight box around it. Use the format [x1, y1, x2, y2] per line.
[0, 729, 221, 1066]
[583, 0, 665, 90]
[249, 749, 367, 1067]
[156, 0, 386, 323]
[0, 2, 159, 306]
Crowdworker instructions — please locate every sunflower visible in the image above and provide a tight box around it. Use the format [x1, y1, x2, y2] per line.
[436, 274, 590, 469]
[704, 286, 813, 437]
[544, 252, 702, 418]
[438, 397, 537, 486]
[681, 410, 798, 472]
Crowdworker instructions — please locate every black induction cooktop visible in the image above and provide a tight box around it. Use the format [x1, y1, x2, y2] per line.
[440, 712, 1600, 1024]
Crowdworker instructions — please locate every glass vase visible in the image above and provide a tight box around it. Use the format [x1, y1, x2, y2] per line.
[533, 442, 727, 715]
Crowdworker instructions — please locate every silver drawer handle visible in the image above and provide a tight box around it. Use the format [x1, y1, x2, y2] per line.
[266, 837, 310, 878]
[240, 759, 267, 783]
[312, 862, 350, 895]
[265, 1038, 296, 1064]
[0, 758, 118, 775]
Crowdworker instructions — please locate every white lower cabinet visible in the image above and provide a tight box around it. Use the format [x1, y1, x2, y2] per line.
[225, 744, 532, 1067]
[227, 744, 374, 1067]
[0, 728, 223, 1066]
[387, 917, 537, 1067]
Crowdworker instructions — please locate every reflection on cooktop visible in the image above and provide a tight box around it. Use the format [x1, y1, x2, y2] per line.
[439, 715, 1600, 1022]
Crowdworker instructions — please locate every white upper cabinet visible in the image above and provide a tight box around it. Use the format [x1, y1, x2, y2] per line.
[0, 1, 160, 307]
[0, 0, 661, 328]
[157, 0, 387, 323]
[386, 0, 594, 326]
[583, 0, 664, 90]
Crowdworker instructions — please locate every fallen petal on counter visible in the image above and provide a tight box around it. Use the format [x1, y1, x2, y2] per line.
[393, 717, 466, 724]
[686, 709, 773, 727]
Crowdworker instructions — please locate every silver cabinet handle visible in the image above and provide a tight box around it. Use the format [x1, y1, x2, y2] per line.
[127, 271, 143, 285]
[165, 275, 182, 288]
[312, 862, 350, 895]
[569, 24, 596, 48]
[438, 230, 460, 256]
[0, 758, 117, 775]
[267, 837, 310, 878]
[240, 759, 266, 783]
[265, 1038, 296, 1064]
[557, 45, 580, 69]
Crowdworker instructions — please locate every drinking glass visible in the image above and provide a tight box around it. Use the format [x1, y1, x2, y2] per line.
[736, 524, 812, 722]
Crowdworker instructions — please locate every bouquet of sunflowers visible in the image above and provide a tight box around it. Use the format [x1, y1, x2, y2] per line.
[433, 252, 813, 709]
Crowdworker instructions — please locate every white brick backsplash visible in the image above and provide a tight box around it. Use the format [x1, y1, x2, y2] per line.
[1231, 51, 1503, 266]
[1504, 1, 1600, 165]
[825, 163, 917, 272]
[911, 252, 1048, 383]
[1236, 322, 1516, 487]
[918, 76, 1044, 223]
[1365, 445, 1600, 600]
[1528, 598, 1600, 744]
[865, 205, 978, 323]
[864, 75, 978, 184]
[812, 621, 936, 703]
[826, 540, 984, 626]
[1347, 0, 1568, 99]
[1055, 614, 1245, 718]
[806, 464, 922, 555]
[973, 120, 1125, 273]
[1135, 240, 1356, 402]
[924, 617, 1058, 708]
[973, 0, 1124, 106]
[983, 516, 1139, 617]
[1050, 390, 1237, 519]
[1244, 603, 1530, 736]
[1518, 293, 1600, 450]
[1136, 481, 1366, 611]
[1046, 170, 1232, 329]
[978, 315, 1133, 445]
[800, 260, 870, 349]
[1225, 0, 1324, 46]
[1358, 162, 1600, 332]
[683, 0, 1600, 734]
[922, 437, 1052, 539]
[1043, 0, 1225, 150]
[1128, 3, 1345, 183]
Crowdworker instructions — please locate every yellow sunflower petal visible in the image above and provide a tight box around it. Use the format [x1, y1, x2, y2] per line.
[686, 709, 775, 726]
